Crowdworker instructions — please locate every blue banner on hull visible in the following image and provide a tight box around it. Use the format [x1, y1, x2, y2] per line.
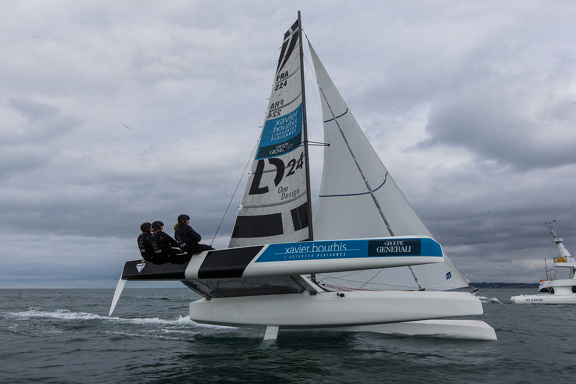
[256, 238, 442, 262]
[256, 104, 303, 159]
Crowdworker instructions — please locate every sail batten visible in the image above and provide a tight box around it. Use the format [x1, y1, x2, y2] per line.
[319, 175, 388, 197]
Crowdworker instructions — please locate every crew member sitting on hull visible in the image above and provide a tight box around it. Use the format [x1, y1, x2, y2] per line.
[137, 222, 154, 262]
[174, 214, 214, 255]
[149, 221, 190, 264]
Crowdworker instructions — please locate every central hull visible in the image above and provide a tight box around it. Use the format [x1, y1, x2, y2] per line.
[189, 290, 483, 328]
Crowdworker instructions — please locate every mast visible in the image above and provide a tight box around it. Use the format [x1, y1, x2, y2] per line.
[299, 10, 314, 241]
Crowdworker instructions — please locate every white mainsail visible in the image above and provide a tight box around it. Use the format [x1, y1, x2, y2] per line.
[308, 41, 470, 291]
[229, 19, 312, 248]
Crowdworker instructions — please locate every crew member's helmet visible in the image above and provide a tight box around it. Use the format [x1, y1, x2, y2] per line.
[140, 222, 152, 232]
[152, 221, 164, 230]
[178, 214, 190, 224]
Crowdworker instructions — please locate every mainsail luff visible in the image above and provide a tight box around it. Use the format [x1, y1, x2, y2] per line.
[298, 11, 314, 242]
[307, 41, 469, 291]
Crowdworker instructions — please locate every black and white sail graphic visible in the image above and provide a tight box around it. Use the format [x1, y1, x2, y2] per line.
[230, 19, 310, 247]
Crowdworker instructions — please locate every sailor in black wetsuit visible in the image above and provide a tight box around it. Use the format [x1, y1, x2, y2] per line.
[149, 221, 190, 264]
[137, 222, 154, 262]
[174, 214, 215, 255]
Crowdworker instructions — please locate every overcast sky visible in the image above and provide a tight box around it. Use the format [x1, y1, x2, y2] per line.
[1, 0, 575, 288]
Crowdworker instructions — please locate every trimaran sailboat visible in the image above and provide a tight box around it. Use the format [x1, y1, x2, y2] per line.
[110, 13, 496, 341]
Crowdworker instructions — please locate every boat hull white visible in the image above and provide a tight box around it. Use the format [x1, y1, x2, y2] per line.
[510, 294, 576, 304]
[538, 279, 576, 295]
[304, 320, 497, 341]
[189, 290, 483, 328]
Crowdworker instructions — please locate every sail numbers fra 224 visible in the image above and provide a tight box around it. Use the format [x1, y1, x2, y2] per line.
[268, 99, 284, 118]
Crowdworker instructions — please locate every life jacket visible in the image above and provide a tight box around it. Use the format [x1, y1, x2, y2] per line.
[137, 232, 154, 261]
[175, 224, 200, 253]
[149, 231, 181, 263]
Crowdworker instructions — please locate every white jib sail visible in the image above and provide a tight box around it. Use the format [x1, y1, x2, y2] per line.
[308, 41, 469, 291]
[229, 20, 311, 248]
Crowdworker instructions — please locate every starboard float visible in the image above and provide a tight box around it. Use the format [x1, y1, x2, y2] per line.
[110, 12, 496, 341]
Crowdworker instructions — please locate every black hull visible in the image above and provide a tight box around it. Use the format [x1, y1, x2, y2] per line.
[122, 260, 188, 280]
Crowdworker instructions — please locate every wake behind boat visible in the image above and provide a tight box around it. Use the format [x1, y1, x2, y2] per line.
[110, 12, 496, 341]
[510, 221, 576, 304]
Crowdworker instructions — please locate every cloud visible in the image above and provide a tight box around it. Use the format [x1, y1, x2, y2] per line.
[0, 0, 575, 288]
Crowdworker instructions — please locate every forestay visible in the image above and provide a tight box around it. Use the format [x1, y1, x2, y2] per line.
[308, 42, 469, 291]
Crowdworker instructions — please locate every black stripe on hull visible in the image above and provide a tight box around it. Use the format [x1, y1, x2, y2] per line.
[198, 246, 264, 279]
[121, 246, 264, 281]
[122, 260, 188, 280]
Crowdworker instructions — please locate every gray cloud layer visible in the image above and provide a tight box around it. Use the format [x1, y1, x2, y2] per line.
[1, 0, 575, 287]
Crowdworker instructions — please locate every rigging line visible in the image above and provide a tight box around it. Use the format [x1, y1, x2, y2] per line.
[408, 266, 424, 291]
[287, 141, 329, 150]
[353, 268, 394, 291]
[210, 139, 259, 246]
[317, 273, 419, 291]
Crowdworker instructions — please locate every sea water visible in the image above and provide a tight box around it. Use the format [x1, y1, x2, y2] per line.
[1, 288, 575, 383]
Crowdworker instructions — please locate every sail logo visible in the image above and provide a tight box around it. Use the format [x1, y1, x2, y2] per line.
[375, 240, 412, 254]
[257, 240, 357, 262]
[256, 238, 442, 262]
[257, 104, 303, 159]
[278, 186, 300, 201]
[270, 112, 299, 141]
[369, 239, 421, 257]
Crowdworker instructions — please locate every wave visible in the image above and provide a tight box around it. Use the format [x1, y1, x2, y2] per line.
[5, 308, 234, 329]
[477, 296, 502, 304]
